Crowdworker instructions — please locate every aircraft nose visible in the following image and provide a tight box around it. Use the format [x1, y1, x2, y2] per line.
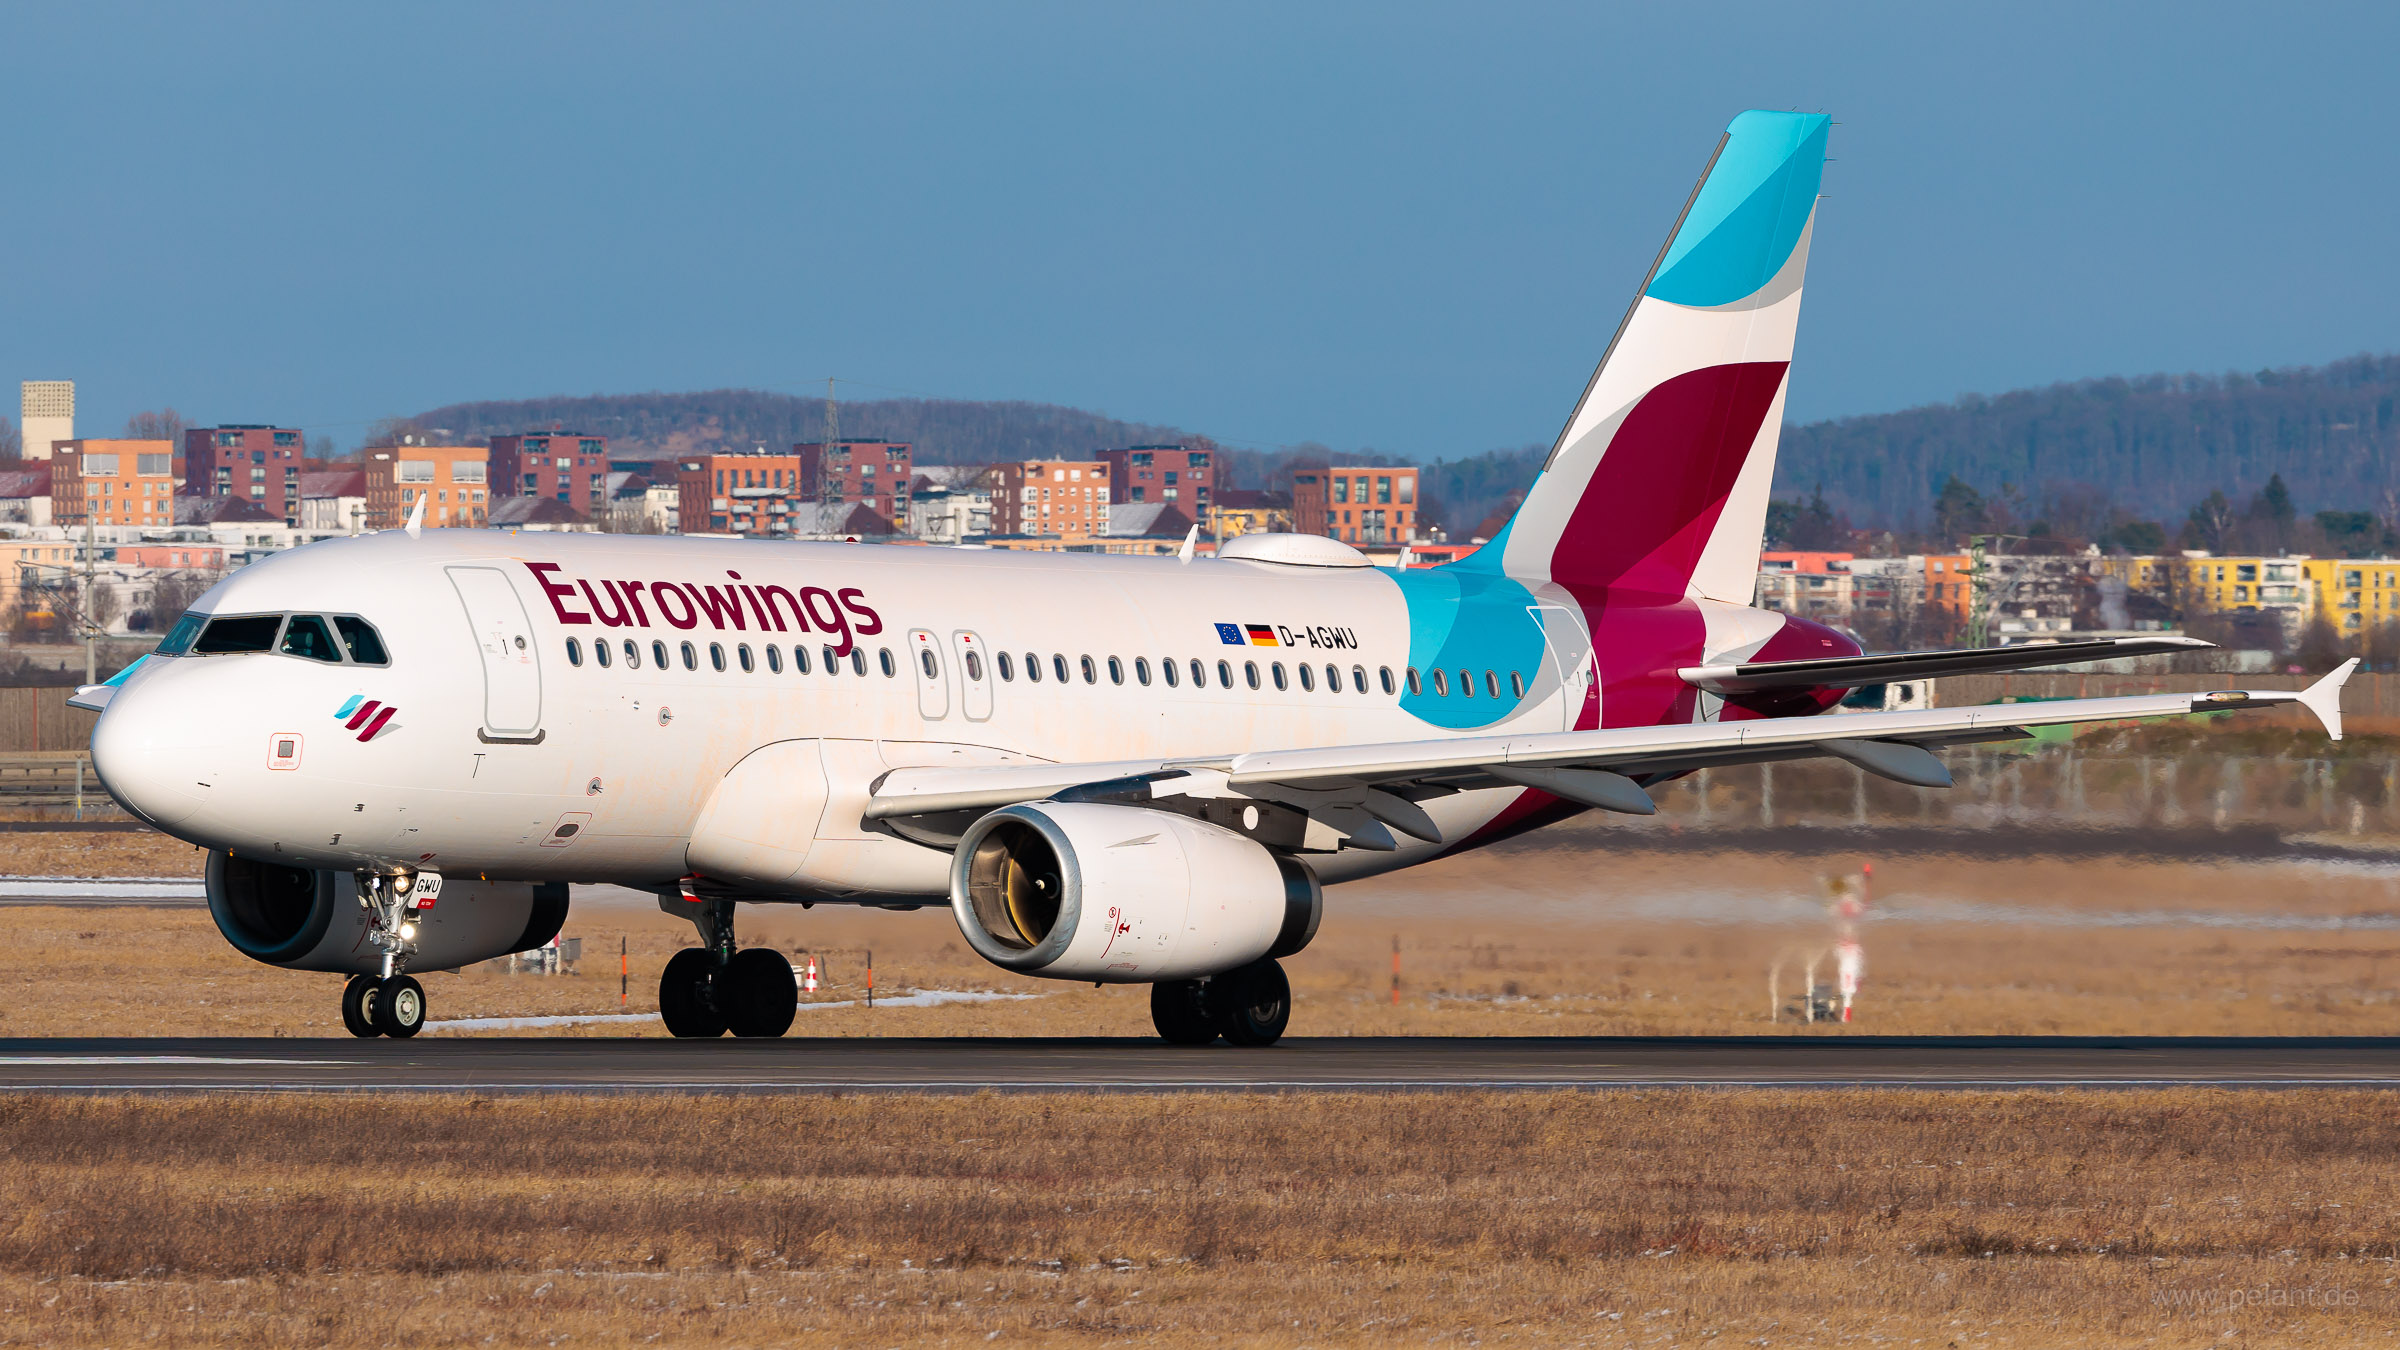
[90, 675, 221, 830]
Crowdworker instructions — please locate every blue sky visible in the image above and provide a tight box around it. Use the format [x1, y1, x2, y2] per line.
[4, 2, 2396, 457]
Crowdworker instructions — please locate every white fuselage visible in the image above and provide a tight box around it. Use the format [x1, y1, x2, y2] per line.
[98, 530, 1767, 900]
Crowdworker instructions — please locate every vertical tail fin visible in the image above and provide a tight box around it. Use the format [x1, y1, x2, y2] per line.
[1476, 110, 1828, 602]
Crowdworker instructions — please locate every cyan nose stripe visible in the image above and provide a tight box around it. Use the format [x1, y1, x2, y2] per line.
[334, 695, 363, 719]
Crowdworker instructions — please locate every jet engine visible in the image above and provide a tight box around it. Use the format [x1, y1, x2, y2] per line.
[205, 850, 568, 974]
[950, 802, 1320, 983]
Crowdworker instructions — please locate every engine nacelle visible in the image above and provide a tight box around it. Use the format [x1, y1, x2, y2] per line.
[950, 802, 1320, 983]
[205, 851, 568, 974]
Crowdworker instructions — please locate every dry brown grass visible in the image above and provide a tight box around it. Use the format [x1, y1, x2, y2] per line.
[0, 826, 202, 878]
[1, 1090, 2396, 1346]
[2, 836, 2398, 1038]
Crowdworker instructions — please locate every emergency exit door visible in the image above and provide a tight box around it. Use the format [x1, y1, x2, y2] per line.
[449, 566, 544, 742]
[907, 629, 950, 720]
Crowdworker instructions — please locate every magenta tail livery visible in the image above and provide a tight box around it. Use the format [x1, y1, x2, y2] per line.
[80, 112, 2347, 1044]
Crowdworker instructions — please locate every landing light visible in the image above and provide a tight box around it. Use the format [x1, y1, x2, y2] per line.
[398, 923, 418, 940]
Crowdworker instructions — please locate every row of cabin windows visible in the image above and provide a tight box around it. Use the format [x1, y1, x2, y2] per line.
[564, 637, 1530, 702]
[565, 636, 899, 678]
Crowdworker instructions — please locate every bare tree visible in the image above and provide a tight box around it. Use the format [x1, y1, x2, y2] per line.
[309, 433, 339, 461]
[124, 408, 188, 442]
[362, 417, 427, 449]
[148, 571, 218, 625]
[0, 414, 19, 462]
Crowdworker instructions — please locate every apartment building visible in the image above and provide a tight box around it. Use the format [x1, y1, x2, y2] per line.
[488, 432, 610, 515]
[1755, 551, 1855, 622]
[183, 426, 305, 523]
[1292, 466, 1417, 546]
[677, 450, 807, 536]
[795, 440, 913, 521]
[52, 440, 178, 527]
[990, 460, 1110, 538]
[1098, 445, 1212, 508]
[363, 445, 490, 530]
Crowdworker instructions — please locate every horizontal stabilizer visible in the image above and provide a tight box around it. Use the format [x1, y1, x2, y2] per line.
[1679, 636, 2214, 694]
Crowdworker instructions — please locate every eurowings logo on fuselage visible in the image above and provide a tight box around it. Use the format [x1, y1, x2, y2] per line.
[524, 563, 886, 658]
[334, 695, 397, 742]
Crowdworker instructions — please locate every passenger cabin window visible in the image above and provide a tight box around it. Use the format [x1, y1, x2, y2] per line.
[1162, 657, 1178, 688]
[822, 646, 841, 675]
[1218, 660, 1233, 688]
[765, 645, 781, 673]
[1272, 662, 1289, 691]
[1297, 663, 1314, 692]
[1024, 653, 1041, 683]
[623, 639, 641, 669]
[596, 639, 613, 668]
[1509, 670, 1526, 698]
[853, 649, 869, 675]
[1430, 669, 1448, 696]
[565, 637, 584, 667]
[965, 650, 983, 681]
[1080, 655, 1097, 684]
[652, 641, 669, 669]
[920, 648, 939, 679]
[1107, 656, 1123, 685]
[880, 648, 897, 677]
[1378, 666, 1393, 696]
[681, 641, 698, 670]
[1458, 669, 1474, 697]
[280, 616, 343, 664]
[791, 645, 810, 674]
[1244, 661, 1261, 690]
[1134, 657, 1150, 686]
[1405, 667, 1422, 696]
[708, 642, 726, 672]
[1053, 655, 1070, 684]
[737, 644, 754, 673]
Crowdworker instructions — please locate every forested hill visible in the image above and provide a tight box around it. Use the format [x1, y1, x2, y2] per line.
[1777, 355, 2400, 528]
[408, 390, 1194, 469]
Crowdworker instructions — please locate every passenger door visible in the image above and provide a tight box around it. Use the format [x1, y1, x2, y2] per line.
[907, 628, 950, 721]
[952, 630, 992, 721]
[448, 566, 543, 742]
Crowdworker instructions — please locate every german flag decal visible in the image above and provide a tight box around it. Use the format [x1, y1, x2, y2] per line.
[1244, 623, 1278, 646]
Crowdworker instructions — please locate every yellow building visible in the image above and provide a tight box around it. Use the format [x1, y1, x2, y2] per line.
[2305, 558, 2400, 634]
[0, 539, 83, 617]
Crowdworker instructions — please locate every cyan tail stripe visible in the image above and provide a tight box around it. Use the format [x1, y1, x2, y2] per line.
[1645, 111, 1828, 308]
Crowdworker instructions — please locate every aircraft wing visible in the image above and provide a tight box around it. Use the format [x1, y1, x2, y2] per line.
[865, 661, 2355, 844]
[1677, 635, 2214, 694]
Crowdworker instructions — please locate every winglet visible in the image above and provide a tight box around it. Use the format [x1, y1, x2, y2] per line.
[1178, 524, 1198, 563]
[404, 492, 427, 537]
[2300, 657, 2359, 741]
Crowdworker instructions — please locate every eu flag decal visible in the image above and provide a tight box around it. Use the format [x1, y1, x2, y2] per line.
[1214, 623, 1244, 645]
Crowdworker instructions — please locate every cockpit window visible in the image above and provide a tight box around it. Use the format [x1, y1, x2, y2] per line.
[280, 615, 343, 664]
[333, 616, 390, 666]
[154, 611, 206, 657]
[192, 615, 283, 655]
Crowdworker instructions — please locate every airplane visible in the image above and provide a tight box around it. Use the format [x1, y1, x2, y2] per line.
[79, 109, 2353, 1044]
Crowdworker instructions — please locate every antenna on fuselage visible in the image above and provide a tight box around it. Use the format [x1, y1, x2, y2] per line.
[404, 491, 427, 537]
[1178, 523, 1198, 563]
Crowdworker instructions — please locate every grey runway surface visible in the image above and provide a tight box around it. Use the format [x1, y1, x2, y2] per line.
[0, 1036, 2395, 1092]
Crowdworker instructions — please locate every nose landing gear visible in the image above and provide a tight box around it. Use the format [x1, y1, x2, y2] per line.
[340, 872, 432, 1039]
[657, 891, 798, 1038]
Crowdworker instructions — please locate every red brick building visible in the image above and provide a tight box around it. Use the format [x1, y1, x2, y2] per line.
[795, 440, 912, 520]
[678, 450, 808, 536]
[183, 426, 305, 525]
[1292, 466, 1419, 546]
[990, 460, 1110, 538]
[1097, 444, 1212, 509]
[488, 432, 610, 515]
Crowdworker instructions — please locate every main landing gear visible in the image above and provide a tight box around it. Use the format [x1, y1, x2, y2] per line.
[1150, 958, 1292, 1047]
[658, 895, 797, 1038]
[342, 872, 429, 1039]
